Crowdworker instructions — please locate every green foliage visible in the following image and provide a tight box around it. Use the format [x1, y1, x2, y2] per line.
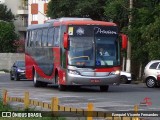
[104, 0, 129, 29]
[104, 0, 160, 64]
[0, 21, 18, 52]
[0, 4, 15, 22]
[0, 4, 19, 53]
[47, 0, 105, 20]
[130, 0, 160, 62]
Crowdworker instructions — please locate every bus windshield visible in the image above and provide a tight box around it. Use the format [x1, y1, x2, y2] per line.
[68, 25, 120, 67]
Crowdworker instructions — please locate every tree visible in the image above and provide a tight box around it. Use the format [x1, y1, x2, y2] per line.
[47, 0, 106, 20]
[0, 4, 15, 22]
[104, 0, 160, 78]
[104, 0, 129, 30]
[0, 21, 18, 52]
[0, 4, 20, 53]
[130, 0, 160, 62]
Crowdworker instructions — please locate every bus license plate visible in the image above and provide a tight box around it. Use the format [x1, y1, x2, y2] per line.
[90, 79, 101, 83]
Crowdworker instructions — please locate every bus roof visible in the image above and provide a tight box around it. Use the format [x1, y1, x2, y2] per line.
[27, 17, 117, 30]
[58, 20, 117, 26]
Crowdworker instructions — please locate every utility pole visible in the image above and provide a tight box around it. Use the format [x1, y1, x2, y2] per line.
[126, 0, 133, 72]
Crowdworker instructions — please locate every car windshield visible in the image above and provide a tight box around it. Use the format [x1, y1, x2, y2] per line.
[17, 61, 25, 67]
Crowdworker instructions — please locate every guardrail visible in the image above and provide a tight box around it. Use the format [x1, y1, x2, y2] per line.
[2, 89, 140, 120]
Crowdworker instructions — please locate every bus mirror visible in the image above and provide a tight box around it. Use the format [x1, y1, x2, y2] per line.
[63, 32, 69, 49]
[121, 34, 128, 49]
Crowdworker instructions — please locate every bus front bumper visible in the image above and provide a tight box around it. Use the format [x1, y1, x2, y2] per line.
[66, 73, 120, 86]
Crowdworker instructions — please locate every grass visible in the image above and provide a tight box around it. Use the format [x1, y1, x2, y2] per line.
[0, 95, 66, 120]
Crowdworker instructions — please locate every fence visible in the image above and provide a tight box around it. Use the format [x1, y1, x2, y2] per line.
[2, 89, 140, 120]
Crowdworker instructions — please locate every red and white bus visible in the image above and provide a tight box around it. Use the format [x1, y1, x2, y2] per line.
[25, 17, 127, 91]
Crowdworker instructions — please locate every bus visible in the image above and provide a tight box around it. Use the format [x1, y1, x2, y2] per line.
[25, 17, 128, 91]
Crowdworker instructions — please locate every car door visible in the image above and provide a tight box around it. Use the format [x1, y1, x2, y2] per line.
[156, 63, 160, 77]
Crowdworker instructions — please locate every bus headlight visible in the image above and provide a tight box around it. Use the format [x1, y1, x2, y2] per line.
[109, 70, 120, 75]
[68, 70, 80, 75]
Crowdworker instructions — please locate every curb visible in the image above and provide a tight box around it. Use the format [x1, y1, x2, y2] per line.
[131, 81, 143, 84]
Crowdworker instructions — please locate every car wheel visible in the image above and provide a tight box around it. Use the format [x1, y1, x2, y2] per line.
[33, 71, 42, 87]
[120, 75, 128, 84]
[14, 73, 20, 81]
[10, 73, 14, 80]
[100, 85, 109, 92]
[146, 77, 156, 88]
[56, 75, 66, 91]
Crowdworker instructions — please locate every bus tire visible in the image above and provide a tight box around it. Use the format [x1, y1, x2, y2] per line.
[56, 74, 66, 91]
[33, 71, 42, 87]
[100, 85, 109, 92]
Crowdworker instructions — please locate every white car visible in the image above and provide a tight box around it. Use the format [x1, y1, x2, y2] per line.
[120, 71, 132, 84]
[143, 60, 160, 88]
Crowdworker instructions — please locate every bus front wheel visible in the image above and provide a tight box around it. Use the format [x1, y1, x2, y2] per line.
[33, 71, 42, 87]
[100, 85, 109, 92]
[56, 75, 66, 91]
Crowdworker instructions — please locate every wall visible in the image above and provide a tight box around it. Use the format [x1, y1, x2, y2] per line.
[0, 53, 24, 71]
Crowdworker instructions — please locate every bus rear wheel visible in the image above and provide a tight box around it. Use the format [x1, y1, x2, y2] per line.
[56, 75, 66, 91]
[100, 85, 109, 92]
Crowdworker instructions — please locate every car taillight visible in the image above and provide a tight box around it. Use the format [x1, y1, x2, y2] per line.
[157, 75, 160, 81]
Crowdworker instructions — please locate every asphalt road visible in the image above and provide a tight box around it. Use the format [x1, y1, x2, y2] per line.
[0, 73, 160, 115]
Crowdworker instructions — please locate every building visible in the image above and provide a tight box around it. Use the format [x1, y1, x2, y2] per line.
[28, 0, 50, 25]
[1, 0, 50, 39]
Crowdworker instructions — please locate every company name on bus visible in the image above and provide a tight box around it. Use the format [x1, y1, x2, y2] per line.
[95, 27, 117, 35]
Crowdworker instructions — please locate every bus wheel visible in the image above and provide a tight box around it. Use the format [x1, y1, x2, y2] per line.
[56, 75, 66, 91]
[100, 85, 109, 92]
[33, 71, 42, 87]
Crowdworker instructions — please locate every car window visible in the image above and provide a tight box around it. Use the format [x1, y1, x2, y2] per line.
[149, 62, 159, 69]
[157, 63, 160, 70]
[17, 61, 25, 67]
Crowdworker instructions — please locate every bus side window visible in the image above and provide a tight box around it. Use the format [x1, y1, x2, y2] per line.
[47, 27, 54, 46]
[36, 29, 42, 47]
[42, 28, 48, 47]
[54, 27, 60, 46]
[30, 30, 34, 47]
[26, 31, 31, 47]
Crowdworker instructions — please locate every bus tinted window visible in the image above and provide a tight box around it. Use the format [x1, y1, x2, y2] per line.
[54, 27, 60, 46]
[42, 28, 48, 47]
[30, 30, 37, 47]
[48, 27, 54, 46]
[35, 29, 42, 47]
[26, 31, 29, 47]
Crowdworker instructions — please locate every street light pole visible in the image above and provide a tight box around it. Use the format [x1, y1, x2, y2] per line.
[126, 0, 133, 72]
